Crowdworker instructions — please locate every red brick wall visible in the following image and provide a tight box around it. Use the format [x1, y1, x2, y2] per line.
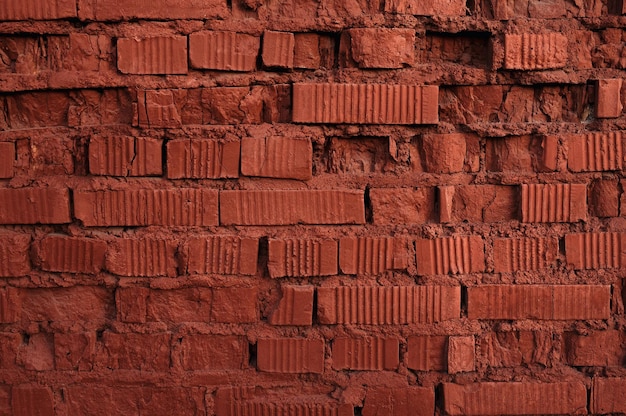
[1, 0, 625, 414]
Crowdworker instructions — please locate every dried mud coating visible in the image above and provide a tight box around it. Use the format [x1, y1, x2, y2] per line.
[0, 0, 625, 415]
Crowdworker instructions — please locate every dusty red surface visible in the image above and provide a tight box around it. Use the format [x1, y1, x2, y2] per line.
[1, 0, 626, 415]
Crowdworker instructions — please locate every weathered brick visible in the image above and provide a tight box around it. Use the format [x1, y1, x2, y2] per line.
[220, 190, 365, 225]
[0, 333, 21, 369]
[592, 378, 626, 414]
[467, 285, 611, 320]
[117, 36, 187, 74]
[0, 188, 70, 224]
[22, 287, 112, 324]
[269, 285, 314, 326]
[16, 332, 54, 371]
[89, 136, 163, 176]
[565, 232, 626, 270]
[0, 232, 30, 277]
[564, 330, 622, 367]
[478, 331, 557, 368]
[407, 335, 447, 371]
[339, 237, 408, 275]
[98, 332, 171, 371]
[443, 382, 587, 415]
[135, 89, 182, 128]
[486, 135, 558, 173]
[504, 33, 568, 70]
[268, 239, 338, 277]
[415, 236, 485, 275]
[106, 238, 177, 277]
[385, 0, 466, 15]
[179, 335, 247, 370]
[439, 185, 518, 223]
[0, 287, 21, 323]
[189, 31, 259, 71]
[342, 28, 415, 69]
[184, 236, 258, 275]
[292, 84, 439, 124]
[262, 31, 295, 68]
[166, 139, 240, 179]
[567, 132, 624, 172]
[332, 337, 399, 370]
[521, 183, 587, 222]
[257, 338, 324, 373]
[201, 87, 264, 124]
[294, 33, 324, 69]
[74, 189, 219, 226]
[317, 286, 460, 324]
[240, 137, 312, 180]
[363, 387, 435, 416]
[38, 235, 106, 274]
[80, 0, 228, 20]
[12, 385, 55, 416]
[116, 287, 148, 323]
[493, 237, 558, 273]
[54, 332, 96, 371]
[590, 178, 620, 217]
[0, 386, 9, 415]
[370, 188, 436, 224]
[596, 79, 623, 118]
[0, 0, 77, 20]
[421, 133, 466, 173]
[0, 142, 15, 178]
[448, 336, 475, 374]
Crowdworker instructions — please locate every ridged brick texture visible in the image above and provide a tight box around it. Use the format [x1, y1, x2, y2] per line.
[38, 235, 106, 274]
[0, 0, 77, 20]
[117, 36, 188, 74]
[106, 238, 177, 277]
[189, 31, 259, 71]
[0, 188, 71, 224]
[292, 84, 439, 124]
[0, 142, 15, 178]
[268, 239, 338, 277]
[592, 378, 626, 414]
[504, 33, 568, 70]
[166, 139, 240, 179]
[407, 336, 447, 371]
[256, 338, 324, 373]
[85, 0, 229, 20]
[332, 337, 399, 370]
[0, 233, 30, 277]
[89, 136, 163, 176]
[596, 79, 623, 118]
[184, 236, 259, 275]
[262, 31, 295, 68]
[567, 132, 624, 172]
[493, 237, 558, 272]
[269, 285, 314, 325]
[240, 137, 312, 180]
[521, 183, 587, 222]
[339, 237, 408, 275]
[415, 236, 485, 275]
[565, 232, 625, 270]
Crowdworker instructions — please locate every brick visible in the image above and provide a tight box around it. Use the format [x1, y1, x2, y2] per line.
[343, 28, 415, 69]
[443, 382, 587, 415]
[262, 31, 295, 68]
[479, 331, 556, 368]
[486, 135, 558, 173]
[189, 31, 259, 71]
[16, 332, 54, 371]
[83, 0, 228, 20]
[493, 237, 558, 273]
[521, 183, 587, 222]
[370, 188, 436, 224]
[384, 0, 466, 15]
[0, 287, 21, 323]
[74, 189, 219, 227]
[415, 236, 485, 275]
[240, 137, 312, 180]
[98, 332, 170, 371]
[12, 386, 55, 416]
[106, 238, 177, 277]
[567, 132, 624, 172]
[269, 285, 314, 325]
[116, 287, 148, 323]
[363, 387, 435, 416]
[117, 36, 187, 74]
[406, 335, 447, 371]
[421, 133, 466, 173]
[339, 237, 408, 275]
[0, 232, 30, 277]
[0, 0, 77, 20]
[317, 286, 460, 324]
[439, 185, 518, 223]
[448, 336, 475, 374]
[0, 188, 70, 224]
[592, 378, 626, 413]
[294, 33, 322, 69]
[565, 232, 626, 270]
[257, 338, 324, 373]
[292, 83, 439, 124]
[332, 337, 399, 370]
[268, 239, 338, 277]
[504, 33, 568, 70]
[202, 87, 264, 124]
[184, 236, 258, 275]
[467, 285, 611, 320]
[590, 179, 620, 217]
[22, 287, 112, 324]
[89, 136, 162, 176]
[38, 235, 106, 274]
[220, 190, 365, 225]
[166, 139, 240, 179]
[596, 79, 623, 118]
[0, 333, 21, 369]
[179, 335, 247, 370]
[0, 386, 9, 415]
[0, 142, 15, 178]
[54, 332, 96, 371]
[564, 330, 622, 366]
[136, 89, 182, 128]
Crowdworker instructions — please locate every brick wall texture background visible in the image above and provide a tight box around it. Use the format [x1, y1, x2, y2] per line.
[1, 0, 626, 415]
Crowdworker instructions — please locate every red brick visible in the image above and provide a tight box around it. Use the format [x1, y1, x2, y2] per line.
[420, 133, 466, 173]
[467, 285, 611, 320]
[16, 332, 54, 371]
[269, 285, 314, 325]
[406, 335, 447, 371]
[521, 183, 587, 222]
[342, 28, 415, 69]
[27, 136, 75, 176]
[294, 33, 322, 69]
[210, 287, 257, 323]
[339, 237, 408, 275]
[144, 288, 213, 323]
[12, 385, 55, 416]
[479, 331, 556, 368]
[486, 135, 558, 173]
[363, 387, 435, 416]
[166, 139, 240, 179]
[592, 378, 626, 414]
[317, 286, 460, 324]
[0, 386, 9, 415]
[564, 330, 622, 366]
[54, 332, 96, 371]
[493, 237, 558, 273]
[240, 137, 312, 180]
[504, 33, 568, 70]
[220, 190, 365, 225]
[370, 187, 436, 224]
[135, 89, 182, 128]
[0, 333, 21, 369]
[106, 238, 177, 277]
[448, 336, 475, 374]
[22, 287, 112, 324]
[262, 31, 295, 68]
[74, 189, 218, 227]
[567, 132, 624, 172]
[590, 178, 620, 217]
[565, 232, 626, 270]
[0, 0, 77, 20]
[332, 337, 399, 370]
[596, 79, 623, 118]
[89, 136, 162, 176]
[98, 332, 171, 371]
[292, 83, 439, 124]
[117, 36, 187, 74]
[257, 338, 324, 374]
[189, 31, 259, 71]
[38, 235, 106, 274]
[179, 335, 247, 370]
[201, 87, 264, 125]
[5, 91, 70, 129]
[415, 236, 485, 275]
[0, 287, 21, 323]
[184, 236, 258, 275]
[0, 188, 70, 224]
[439, 185, 518, 223]
[385, 0, 466, 15]
[0, 232, 30, 277]
[0, 142, 15, 178]
[443, 382, 587, 415]
[116, 287, 148, 323]
[268, 239, 338, 277]
[81, 0, 228, 20]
